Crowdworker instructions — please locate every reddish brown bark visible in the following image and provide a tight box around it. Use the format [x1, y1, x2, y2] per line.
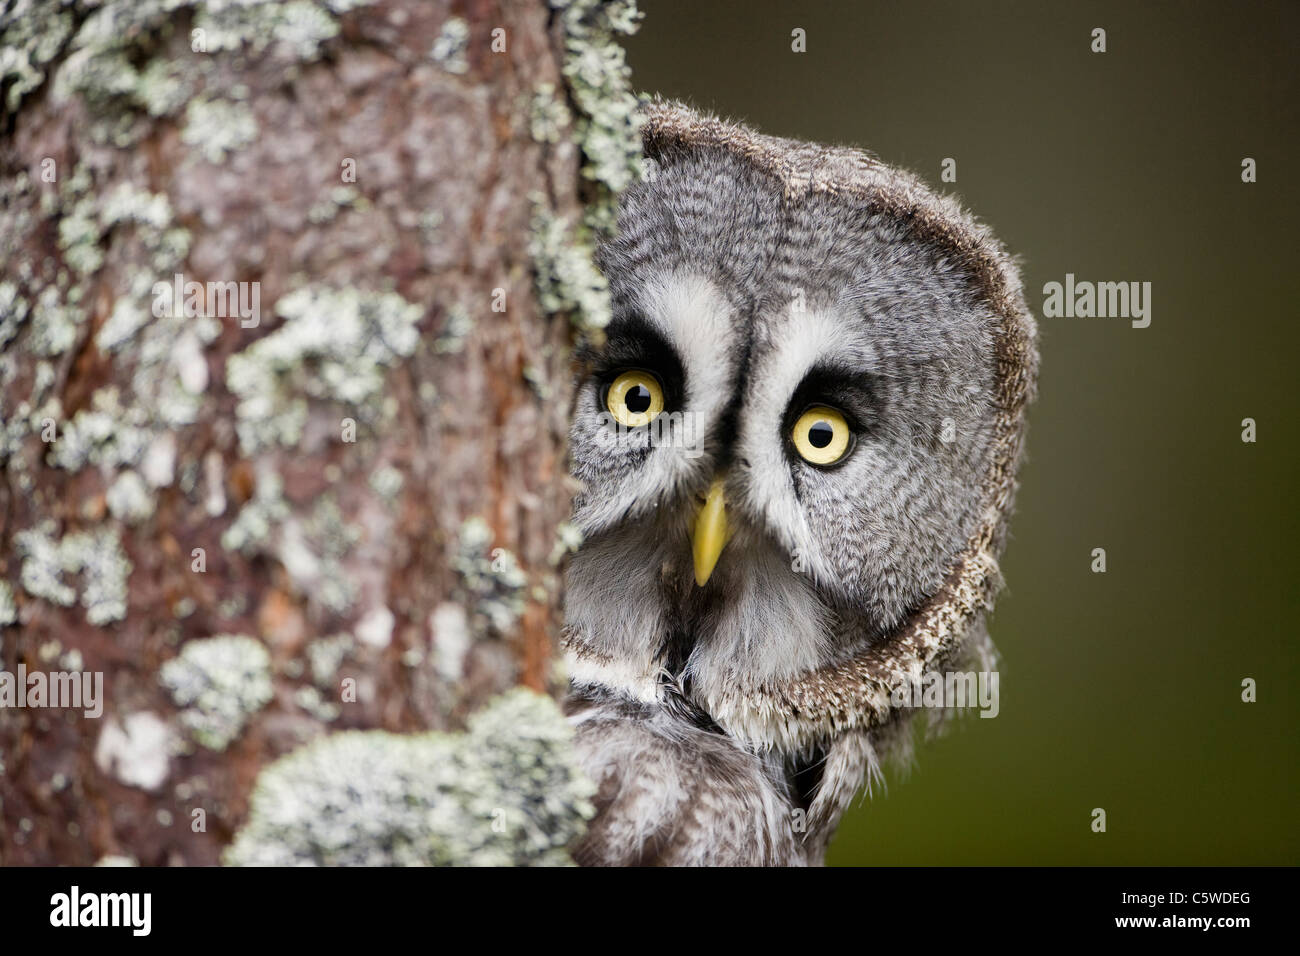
[0, 0, 587, 865]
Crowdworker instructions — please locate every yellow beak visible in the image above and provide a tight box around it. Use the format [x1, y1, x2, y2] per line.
[691, 477, 730, 587]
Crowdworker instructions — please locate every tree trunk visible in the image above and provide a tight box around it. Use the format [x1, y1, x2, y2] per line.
[0, 0, 639, 865]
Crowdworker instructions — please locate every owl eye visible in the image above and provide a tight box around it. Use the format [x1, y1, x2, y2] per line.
[791, 406, 852, 465]
[605, 370, 665, 428]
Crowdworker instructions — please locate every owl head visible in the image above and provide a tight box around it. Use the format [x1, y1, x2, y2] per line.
[564, 101, 1037, 833]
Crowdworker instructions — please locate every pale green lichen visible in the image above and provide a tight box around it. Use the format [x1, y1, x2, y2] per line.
[548, 520, 584, 565]
[0, 582, 16, 626]
[217, 593, 248, 619]
[522, 362, 550, 399]
[28, 286, 83, 355]
[38, 172, 196, 454]
[0, 281, 29, 349]
[224, 689, 595, 866]
[368, 465, 403, 499]
[293, 685, 340, 722]
[57, 205, 105, 277]
[96, 297, 152, 352]
[37, 1, 198, 144]
[3, 0, 373, 137]
[195, 0, 343, 60]
[122, 304, 218, 430]
[353, 605, 392, 649]
[14, 522, 79, 608]
[0, 411, 33, 471]
[225, 285, 423, 455]
[529, 203, 611, 331]
[65, 527, 133, 624]
[14, 523, 132, 624]
[99, 183, 175, 234]
[133, 58, 191, 116]
[32, 362, 55, 399]
[454, 517, 528, 635]
[181, 97, 258, 164]
[33, 162, 211, 456]
[528, 1, 643, 332]
[307, 185, 363, 225]
[280, 496, 361, 614]
[320, 0, 374, 12]
[0, 0, 77, 112]
[306, 632, 353, 689]
[529, 83, 572, 144]
[429, 602, 470, 683]
[433, 303, 473, 354]
[159, 634, 273, 751]
[224, 478, 361, 615]
[220, 470, 289, 553]
[55, 46, 193, 140]
[49, 389, 154, 471]
[106, 470, 155, 524]
[551, 0, 645, 222]
[429, 16, 469, 74]
[418, 209, 444, 247]
[55, 175, 190, 288]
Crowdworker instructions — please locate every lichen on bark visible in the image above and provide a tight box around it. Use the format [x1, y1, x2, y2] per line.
[529, 0, 645, 335]
[224, 689, 594, 866]
[0, 0, 639, 866]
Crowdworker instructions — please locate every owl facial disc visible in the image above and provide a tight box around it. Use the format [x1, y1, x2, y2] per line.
[564, 100, 1038, 759]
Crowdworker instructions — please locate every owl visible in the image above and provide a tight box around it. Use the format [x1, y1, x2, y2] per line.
[563, 101, 1038, 866]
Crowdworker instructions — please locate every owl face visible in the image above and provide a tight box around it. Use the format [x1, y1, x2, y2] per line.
[565, 135, 1005, 729]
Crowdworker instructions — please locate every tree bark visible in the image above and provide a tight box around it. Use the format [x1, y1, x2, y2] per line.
[0, 0, 633, 865]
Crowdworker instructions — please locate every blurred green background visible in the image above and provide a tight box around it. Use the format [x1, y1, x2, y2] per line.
[625, 0, 1299, 864]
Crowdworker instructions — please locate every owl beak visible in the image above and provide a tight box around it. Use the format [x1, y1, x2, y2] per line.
[691, 477, 731, 587]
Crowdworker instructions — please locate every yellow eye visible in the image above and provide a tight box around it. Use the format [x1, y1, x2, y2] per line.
[605, 370, 665, 427]
[791, 406, 852, 465]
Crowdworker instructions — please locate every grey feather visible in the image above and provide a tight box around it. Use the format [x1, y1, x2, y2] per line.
[563, 101, 1037, 866]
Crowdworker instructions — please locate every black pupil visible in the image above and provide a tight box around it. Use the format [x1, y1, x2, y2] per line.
[625, 384, 652, 414]
[808, 420, 834, 448]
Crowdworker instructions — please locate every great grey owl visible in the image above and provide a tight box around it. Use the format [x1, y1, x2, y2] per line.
[562, 101, 1038, 866]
